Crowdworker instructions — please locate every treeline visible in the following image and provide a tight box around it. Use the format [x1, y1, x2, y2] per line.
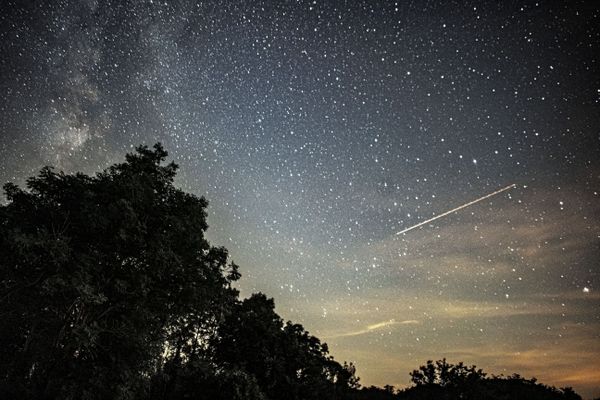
[354, 359, 583, 400]
[0, 144, 583, 400]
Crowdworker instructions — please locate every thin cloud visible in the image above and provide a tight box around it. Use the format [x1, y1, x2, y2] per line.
[323, 319, 420, 339]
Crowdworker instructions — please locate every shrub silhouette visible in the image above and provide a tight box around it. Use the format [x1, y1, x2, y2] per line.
[396, 360, 582, 400]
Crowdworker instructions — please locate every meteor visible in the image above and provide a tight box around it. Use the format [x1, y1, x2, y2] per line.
[396, 184, 516, 236]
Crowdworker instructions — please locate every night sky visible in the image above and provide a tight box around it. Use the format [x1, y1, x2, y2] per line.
[1, 0, 599, 397]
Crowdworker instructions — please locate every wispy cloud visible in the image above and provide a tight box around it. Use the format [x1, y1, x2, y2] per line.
[323, 319, 420, 339]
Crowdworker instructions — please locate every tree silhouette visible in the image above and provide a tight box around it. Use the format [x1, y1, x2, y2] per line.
[0, 144, 239, 399]
[410, 359, 485, 387]
[399, 360, 582, 400]
[212, 293, 359, 400]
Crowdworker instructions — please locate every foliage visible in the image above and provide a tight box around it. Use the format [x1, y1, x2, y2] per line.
[409, 358, 485, 387]
[397, 360, 582, 400]
[212, 292, 359, 400]
[0, 144, 239, 399]
[148, 356, 266, 400]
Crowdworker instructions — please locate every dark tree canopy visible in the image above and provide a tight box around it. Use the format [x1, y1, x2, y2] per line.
[409, 359, 486, 387]
[0, 144, 240, 399]
[212, 292, 359, 400]
[394, 360, 582, 400]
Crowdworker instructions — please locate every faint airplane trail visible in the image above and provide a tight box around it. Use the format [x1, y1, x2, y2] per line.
[395, 183, 517, 236]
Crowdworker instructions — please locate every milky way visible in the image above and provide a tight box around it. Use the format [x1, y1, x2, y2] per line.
[1, 1, 599, 397]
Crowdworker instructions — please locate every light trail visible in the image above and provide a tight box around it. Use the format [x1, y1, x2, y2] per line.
[396, 184, 516, 236]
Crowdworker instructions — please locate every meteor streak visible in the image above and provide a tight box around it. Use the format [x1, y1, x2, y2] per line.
[396, 184, 516, 235]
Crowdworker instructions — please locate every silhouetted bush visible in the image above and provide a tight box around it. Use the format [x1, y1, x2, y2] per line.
[397, 360, 582, 400]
